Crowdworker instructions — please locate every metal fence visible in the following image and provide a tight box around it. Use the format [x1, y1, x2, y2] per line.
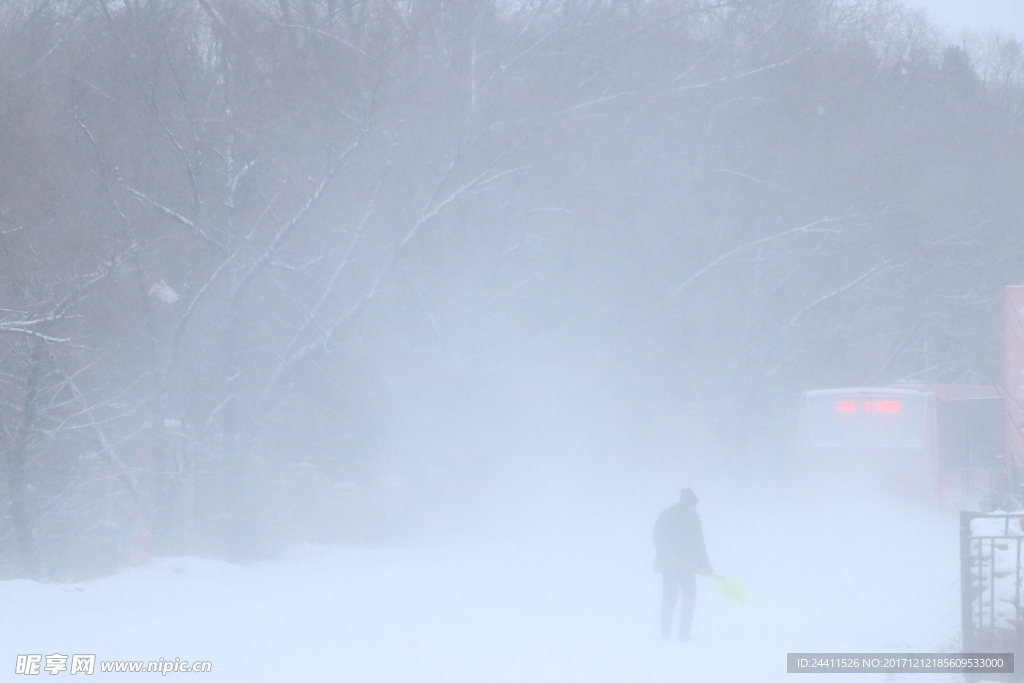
[961, 510, 1024, 679]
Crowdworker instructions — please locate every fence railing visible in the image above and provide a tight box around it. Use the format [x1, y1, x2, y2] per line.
[961, 510, 1024, 672]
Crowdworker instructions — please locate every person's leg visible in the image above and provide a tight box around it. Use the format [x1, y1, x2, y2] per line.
[660, 572, 680, 639]
[677, 571, 697, 639]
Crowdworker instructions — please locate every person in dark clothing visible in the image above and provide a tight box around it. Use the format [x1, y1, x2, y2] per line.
[653, 488, 713, 641]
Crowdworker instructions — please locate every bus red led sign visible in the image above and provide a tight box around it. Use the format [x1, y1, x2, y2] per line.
[835, 400, 901, 413]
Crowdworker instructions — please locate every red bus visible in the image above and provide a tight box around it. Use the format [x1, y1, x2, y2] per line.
[797, 385, 1005, 505]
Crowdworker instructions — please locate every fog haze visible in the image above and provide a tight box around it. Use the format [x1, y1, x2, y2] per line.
[909, 0, 1024, 40]
[0, 0, 1022, 679]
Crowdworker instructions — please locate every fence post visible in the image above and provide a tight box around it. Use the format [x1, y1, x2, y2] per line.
[961, 509, 974, 653]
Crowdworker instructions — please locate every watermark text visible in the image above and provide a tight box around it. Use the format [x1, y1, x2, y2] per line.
[16, 655, 212, 675]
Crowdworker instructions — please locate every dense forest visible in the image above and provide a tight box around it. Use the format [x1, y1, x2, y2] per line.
[0, 0, 1022, 578]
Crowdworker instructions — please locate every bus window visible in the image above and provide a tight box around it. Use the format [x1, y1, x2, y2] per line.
[805, 394, 929, 447]
[938, 398, 1004, 470]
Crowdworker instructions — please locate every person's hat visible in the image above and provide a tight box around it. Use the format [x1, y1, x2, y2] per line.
[679, 488, 699, 506]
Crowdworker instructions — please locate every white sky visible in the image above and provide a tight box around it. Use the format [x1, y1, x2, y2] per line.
[907, 0, 1024, 41]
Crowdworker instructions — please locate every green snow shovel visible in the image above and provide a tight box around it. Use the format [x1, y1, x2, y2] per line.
[712, 575, 749, 604]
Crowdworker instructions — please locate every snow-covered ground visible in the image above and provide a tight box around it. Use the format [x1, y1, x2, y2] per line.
[1, 494, 964, 682]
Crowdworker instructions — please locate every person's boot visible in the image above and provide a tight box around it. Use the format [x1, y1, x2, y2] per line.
[677, 632, 694, 642]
